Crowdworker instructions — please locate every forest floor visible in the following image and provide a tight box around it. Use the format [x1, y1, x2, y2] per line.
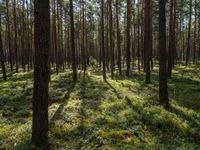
[0, 64, 200, 150]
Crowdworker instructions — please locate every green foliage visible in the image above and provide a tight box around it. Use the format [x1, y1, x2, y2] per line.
[0, 65, 200, 149]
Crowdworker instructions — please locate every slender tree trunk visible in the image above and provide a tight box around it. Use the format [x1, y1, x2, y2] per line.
[186, 0, 192, 66]
[137, 2, 141, 73]
[144, 0, 151, 83]
[53, 0, 59, 74]
[126, 0, 131, 77]
[13, 0, 19, 73]
[82, 0, 86, 74]
[116, 0, 121, 76]
[109, 0, 114, 79]
[0, 15, 6, 80]
[22, 0, 26, 72]
[168, 0, 176, 78]
[172, 0, 176, 67]
[101, 0, 106, 80]
[159, 0, 169, 106]
[32, 0, 50, 148]
[193, 0, 196, 64]
[70, 0, 77, 82]
[150, 1, 153, 70]
[6, 0, 13, 73]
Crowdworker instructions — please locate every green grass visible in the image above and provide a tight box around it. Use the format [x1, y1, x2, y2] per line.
[0, 64, 200, 150]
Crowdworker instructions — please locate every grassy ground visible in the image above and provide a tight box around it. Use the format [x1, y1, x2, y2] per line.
[0, 64, 200, 150]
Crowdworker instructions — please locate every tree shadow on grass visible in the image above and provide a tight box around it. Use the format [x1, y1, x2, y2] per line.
[104, 81, 200, 148]
[167, 104, 200, 139]
[48, 73, 115, 149]
[50, 81, 76, 124]
[168, 75, 200, 111]
[1, 71, 78, 149]
[124, 95, 200, 149]
[105, 80, 123, 99]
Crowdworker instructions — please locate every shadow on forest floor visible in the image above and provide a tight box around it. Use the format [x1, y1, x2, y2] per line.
[0, 65, 200, 149]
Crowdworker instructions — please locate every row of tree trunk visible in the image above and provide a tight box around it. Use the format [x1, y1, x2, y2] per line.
[0, 0, 197, 148]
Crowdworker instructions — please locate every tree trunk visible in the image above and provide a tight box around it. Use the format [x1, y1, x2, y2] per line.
[193, 0, 196, 64]
[0, 15, 6, 80]
[82, 0, 86, 74]
[116, 0, 121, 76]
[13, 0, 19, 73]
[144, 0, 151, 83]
[159, 0, 169, 106]
[168, 0, 176, 78]
[70, 0, 78, 82]
[126, 0, 131, 77]
[109, 0, 114, 79]
[32, 0, 50, 148]
[137, 2, 141, 73]
[6, 0, 13, 73]
[185, 0, 192, 66]
[101, 0, 106, 80]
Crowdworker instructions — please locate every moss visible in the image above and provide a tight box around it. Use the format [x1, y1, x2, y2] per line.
[0, 64, 200, 149]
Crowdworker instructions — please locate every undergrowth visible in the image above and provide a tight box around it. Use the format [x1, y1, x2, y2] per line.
[0, 64, 200, 150]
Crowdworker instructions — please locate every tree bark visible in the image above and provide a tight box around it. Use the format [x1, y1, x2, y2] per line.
[193, 0, 197, 64]
[70, 0, 78, 82]
[185, 0, 192, 66]
[32, 0, 50, 148]
[126, 0, 131, 77]
[101, 0, 106, 80]
[13, 0, 19, 73]
[109, 0, 114, 79]
[116, 0, 121, 76]
[168, 0, 176, 78]
[0, 15, 6, 80]
[144, 0, 151, 83]
[6, 0, 13, 73]
[159, 0, 169, 106]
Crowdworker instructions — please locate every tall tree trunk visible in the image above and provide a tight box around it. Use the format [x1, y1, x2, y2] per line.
[168, 0, 176, 78]
[82, 0, 86, 74]
[126, 0, 131, 77]
[6, 0, 13, 73]
[144, 0, 151, 83]
[70, 0, 78, 82]
[137, 2, 141, 73]
[13, 0, 19, 73]
[32, 0, 50, 148]
[193, 0, 196, 64]
[0, 15, 6, 80]
[172, 0, 177, 67]
[53, 0, 58, 74]
[116, 0, 121, 76]
[109, 0, 114, 79]
[186, 0, 192, 66]
[101, 0, 106, 80]
[159, 0, 169, 106]
[22, 0, 26, 72]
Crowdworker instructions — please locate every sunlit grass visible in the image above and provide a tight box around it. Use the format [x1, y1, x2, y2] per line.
[0, 64, 200, 149]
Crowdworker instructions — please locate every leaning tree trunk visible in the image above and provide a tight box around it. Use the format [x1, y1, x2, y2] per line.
[32, 0, 50, 148]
